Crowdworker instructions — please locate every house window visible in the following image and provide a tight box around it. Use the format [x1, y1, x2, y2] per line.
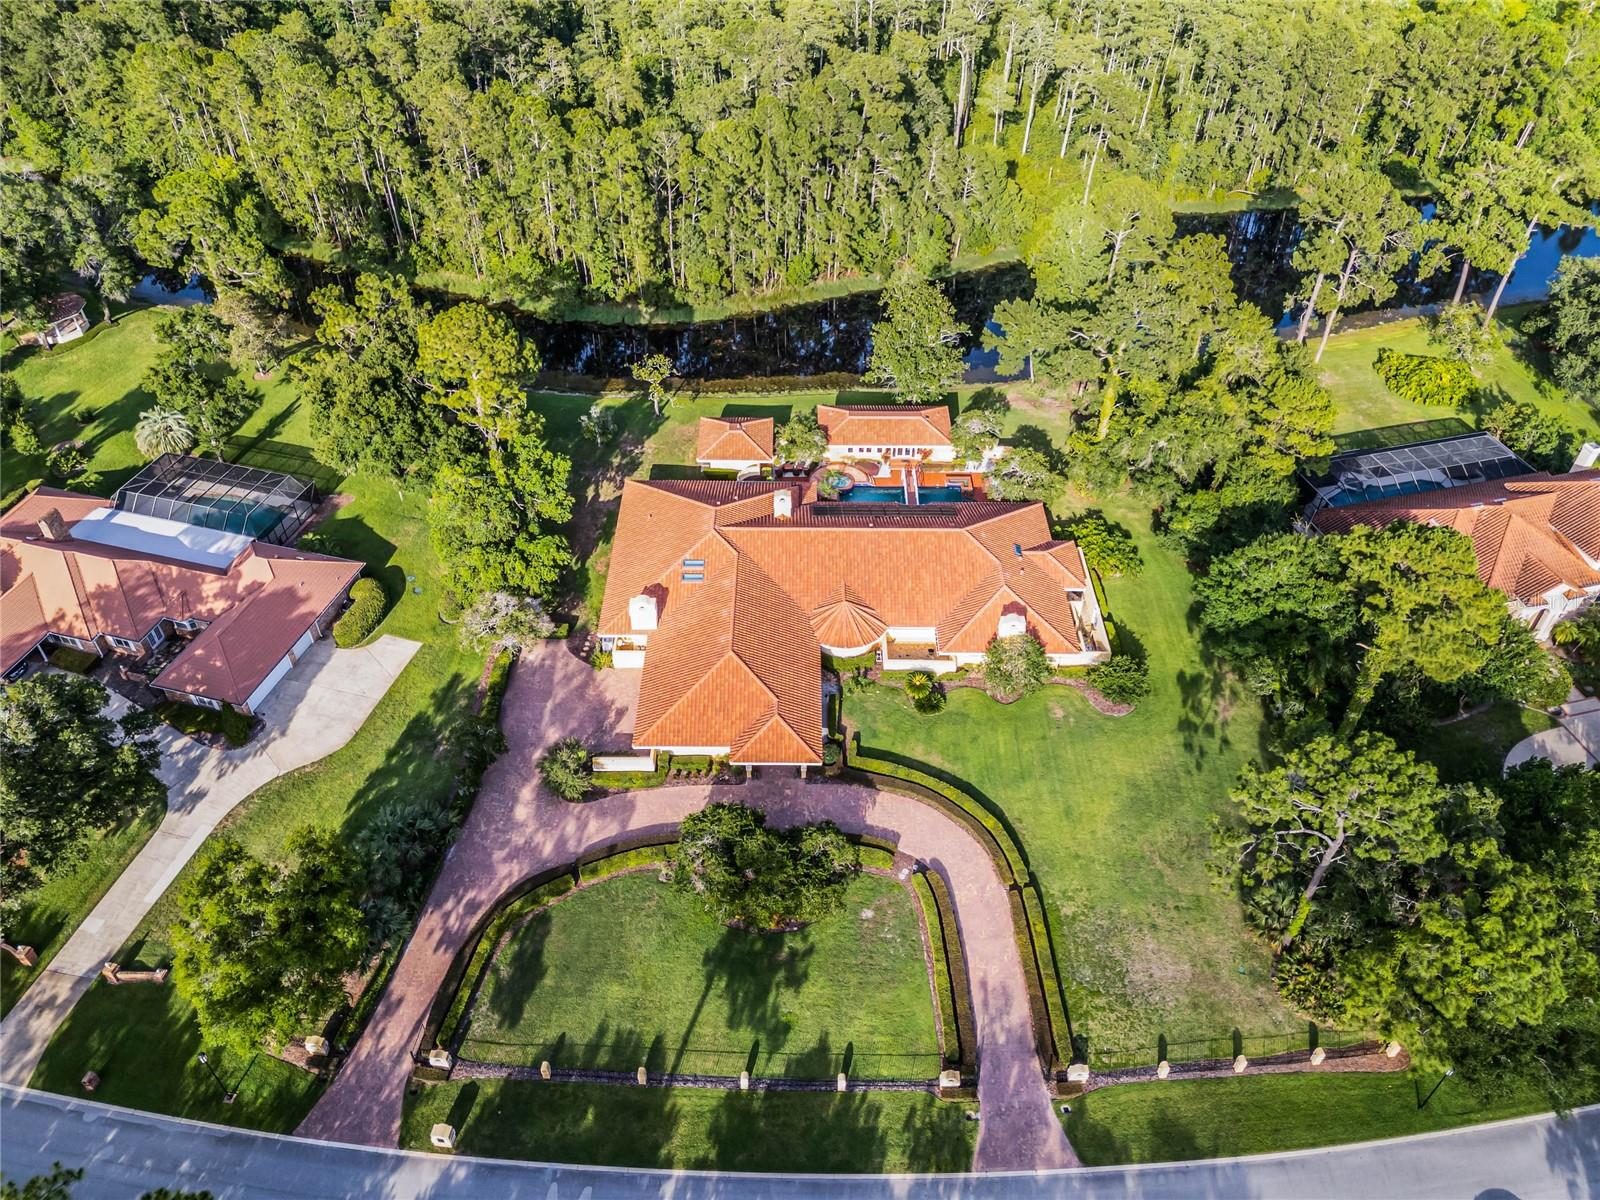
[49, 634, 89, 650]
[108, 637, 141, 652]
[191, 695, 223, 711]
[172, 618, 202, 632]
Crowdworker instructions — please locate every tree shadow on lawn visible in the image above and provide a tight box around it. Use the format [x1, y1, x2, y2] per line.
[479, 909, 552, 1032]
[338, 672, 475, 837]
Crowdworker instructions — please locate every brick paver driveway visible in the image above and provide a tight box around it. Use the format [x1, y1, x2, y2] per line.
[298, 641, 1076, 1172]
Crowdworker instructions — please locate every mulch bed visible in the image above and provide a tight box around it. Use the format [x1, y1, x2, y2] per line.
[853, 667, 1133, 715]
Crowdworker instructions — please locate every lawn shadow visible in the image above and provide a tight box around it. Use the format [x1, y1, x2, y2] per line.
[340, 673, 474, 837]
[716, 401, 792, 422]
[480, 909, 552, 1032]
[691, 1083, 893, 1172]
[445, 1080, 480, 1131]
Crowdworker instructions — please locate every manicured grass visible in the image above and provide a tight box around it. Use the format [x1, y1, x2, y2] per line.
[1315, 309, 1600, 442]
[848, 492, 1300, 1067]
[28, 981, 322, 1133]
[0, 798, 164, 1019]
[401, 1080, 976, 1172]
[1404, 702, 1560, 786]
[459, 873, 941, 1081]
[1064, 1071, 1557, 1165]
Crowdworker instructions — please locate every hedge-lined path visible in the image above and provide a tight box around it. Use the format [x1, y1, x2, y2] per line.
[297, 640, 1077, 1172]
[0, 636, 420, 1088]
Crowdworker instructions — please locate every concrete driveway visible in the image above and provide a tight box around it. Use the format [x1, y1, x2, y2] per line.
[0, 635, 421, 1087]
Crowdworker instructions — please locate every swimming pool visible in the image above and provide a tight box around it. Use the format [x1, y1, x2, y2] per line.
[835, 484, 970, 504]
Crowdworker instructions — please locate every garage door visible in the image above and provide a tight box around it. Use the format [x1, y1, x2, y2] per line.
[290, 627, 314, 660]
[246, 653, 295, 712]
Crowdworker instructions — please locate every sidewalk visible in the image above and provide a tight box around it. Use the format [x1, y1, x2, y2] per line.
[1503, 693, 1600, 772]
[0, 635, 420, 1087]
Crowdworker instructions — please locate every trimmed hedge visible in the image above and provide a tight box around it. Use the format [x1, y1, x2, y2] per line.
[1009, 889, 1058, 1071]
[479, 650, 515, 725]
[577, 843, 674, 881]
[914, 869, 976, 1073]
[846, 745, 1027, 885]
[333, 578, 386, 648]
[858, 845, 897, 871]
[1374, 348, 1480, 407]
[1018, 883, 1073, 1070]
[433, 871, 576, 1050]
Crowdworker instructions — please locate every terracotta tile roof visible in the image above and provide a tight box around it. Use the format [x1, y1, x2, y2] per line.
[1311, 471, 1600, 604]
[695, 417, 774, 463]
[817, 404, 952, 448]
[604, 480, 1096, 761]
[1, 488, 359, 702]
[633, 554, 824, 764]
[809, 584, 888, 650]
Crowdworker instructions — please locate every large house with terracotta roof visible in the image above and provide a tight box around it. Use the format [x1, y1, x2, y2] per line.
[816, 404, 957, 466]
[598, 478, 1111, 769]
[1311, 469, 1600, 640]
[695, 416, 774, 474]
[2, 486, 361, 714]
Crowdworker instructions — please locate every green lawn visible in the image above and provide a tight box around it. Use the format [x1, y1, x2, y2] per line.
[401, 1080, 976, 1172]
[28, 982, 322, 1133]
[0, 797, 164, 1019]
[1404, 702, 1560, 786]
[1064, 1071, 1556, 1165]
[1315, 309, 1600, 442]
[848, 495, 1302, 1067]
[459, 873, 942, 1081]
[17, 312, 481, 1129]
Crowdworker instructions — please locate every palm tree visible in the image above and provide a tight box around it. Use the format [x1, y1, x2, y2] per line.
[134, 408, 195, 459]
[1552, 612, 1600, 665]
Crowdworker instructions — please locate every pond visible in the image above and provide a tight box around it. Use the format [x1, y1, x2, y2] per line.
[265, 205, 1597, 385]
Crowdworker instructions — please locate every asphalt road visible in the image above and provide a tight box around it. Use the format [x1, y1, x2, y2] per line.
[4, 1085, 1596, 1199]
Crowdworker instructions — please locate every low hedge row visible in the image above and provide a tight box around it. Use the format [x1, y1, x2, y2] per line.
[1018, 883, 1073, 1070]
[478, 651, 515, 724]
[577, 843, 674, 881]
[914, 869, 976, 1073]
[431, 870, 575, 1051]
[333, 578, 386, 648]
[846, 745, 1028, 885]
[858, 845, 897, 871]
[1008, 889, 1057, 1071]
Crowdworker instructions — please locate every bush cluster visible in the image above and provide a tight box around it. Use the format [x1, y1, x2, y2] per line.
[1087, 655, 1151, 705]
[1374, 348, 1479, 408]
[333, 578, 387, 647]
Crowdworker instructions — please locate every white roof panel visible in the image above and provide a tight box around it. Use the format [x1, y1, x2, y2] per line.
[69, 508, 251, 570]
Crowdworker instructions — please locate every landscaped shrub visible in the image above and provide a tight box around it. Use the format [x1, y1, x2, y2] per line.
[857, 845, 897, 871]
[1009, 889, 1058, 1071]
[155, 699, 255, 747]
[1374, 348, 1479, 408]
[478, 651, 515, 725]
[47, 646, 99, 673]
[1480, 400, 1577, 472]
[539, 735, 593, 801]
[1018, 884, 1073, 1071]
[913, 869, 975, 1072]
[589, 648, 613, 671]
[354, 797, 456, 950]
[671, 803, 859, 928]
[333, 578, 386, 647]
[983, 632, 1051, 699]
[45, 443, 88, 481]
[903, 670, 945, 713]
[1087, 655, 1151, 705]
[577, 842, 676, 881]
[1063, 513, 1143, 577]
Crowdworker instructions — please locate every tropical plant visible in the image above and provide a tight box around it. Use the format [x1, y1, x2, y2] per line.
[133, 407, 195, 459]
[671, 803, 858, 928]
[775, 410, 828, 464]
[539, 736, 593, 801]
[983, 633, 1052, 698]
[1087, 655, 1150, 704]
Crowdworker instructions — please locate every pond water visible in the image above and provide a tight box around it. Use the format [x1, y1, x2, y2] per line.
[269, 205, 1596, 384]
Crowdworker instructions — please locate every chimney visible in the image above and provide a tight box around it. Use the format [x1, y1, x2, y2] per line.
[37, 508, 70, 542]
[773, 489, 793, 520]
[1573, 443, 1600, 472]
[997, 610, 1027, 639]
[628, 593, 659, 632]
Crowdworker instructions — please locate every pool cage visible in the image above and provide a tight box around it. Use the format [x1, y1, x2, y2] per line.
[112, 454, 317, 546]
[1300, 432, 1533, 519]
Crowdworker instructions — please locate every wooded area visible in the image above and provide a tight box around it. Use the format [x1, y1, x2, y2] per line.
[2, 0, 1595, 316]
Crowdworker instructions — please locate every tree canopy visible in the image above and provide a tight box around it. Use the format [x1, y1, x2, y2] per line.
[671, 803, 858, 929]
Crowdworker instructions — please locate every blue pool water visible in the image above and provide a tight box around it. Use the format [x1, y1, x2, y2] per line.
[836, 484, 970, 504]
[1326, 478, 1443, 507]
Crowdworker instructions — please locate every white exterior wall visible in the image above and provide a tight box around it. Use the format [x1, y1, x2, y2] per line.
[697, 457, 767, 473]
[613, 649, 647, 669]
[244, 652, 295, 713]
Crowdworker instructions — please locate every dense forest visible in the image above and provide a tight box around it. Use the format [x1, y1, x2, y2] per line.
[2, 0, 1596, 318]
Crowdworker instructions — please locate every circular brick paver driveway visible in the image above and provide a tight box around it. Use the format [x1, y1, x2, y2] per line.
[298, 641, 1076, 1172]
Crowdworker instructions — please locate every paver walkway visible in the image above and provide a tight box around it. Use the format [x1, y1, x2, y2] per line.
[298, 640, 1075, 1172]
[0, 635, 420, 1087]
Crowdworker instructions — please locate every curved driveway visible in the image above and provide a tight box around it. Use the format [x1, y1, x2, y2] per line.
[297, 641, 1075, 1171]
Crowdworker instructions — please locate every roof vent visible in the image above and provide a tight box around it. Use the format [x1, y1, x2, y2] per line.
[37, 508, 71, 542]
[628, 593, 659, 632]
[773, 490, 793, 520]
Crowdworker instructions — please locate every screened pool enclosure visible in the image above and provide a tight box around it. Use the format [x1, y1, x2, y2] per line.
[112, 454, 317, 546]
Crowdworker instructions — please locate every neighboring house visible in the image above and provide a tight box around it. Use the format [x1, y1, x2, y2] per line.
[25, 294, 90, 347]
[1311, 466, 1600, 641]
[597, 478, 1111, 770]
[695, 416, 774, 475]
[816, 404, 957, 467]
[2, 485, 361, 714]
